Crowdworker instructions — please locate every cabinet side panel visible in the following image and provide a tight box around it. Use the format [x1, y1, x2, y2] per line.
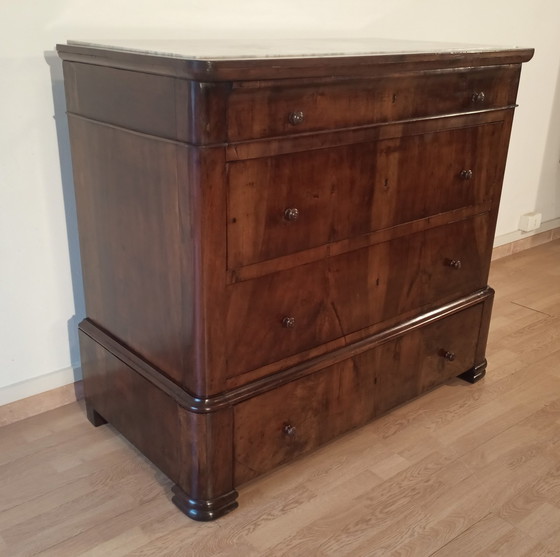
[79, 329, 184, 484]
[69, 116, 196, 390]
[62, 61, 229, 144]
[63, 61, 187, 140]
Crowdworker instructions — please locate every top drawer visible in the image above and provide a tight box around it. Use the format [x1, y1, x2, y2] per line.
[227, 65, 520, 141]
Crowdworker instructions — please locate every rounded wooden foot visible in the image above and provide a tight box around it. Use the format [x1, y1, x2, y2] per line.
[458, 359, 487, 384]
[171, 485, 238, 521]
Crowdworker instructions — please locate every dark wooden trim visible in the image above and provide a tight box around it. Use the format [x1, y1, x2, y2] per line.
[79, 287, 493, 414]
[171, 485, 239, 521]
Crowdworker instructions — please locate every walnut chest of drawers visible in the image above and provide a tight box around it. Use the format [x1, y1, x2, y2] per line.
[57, 39, 533, 520]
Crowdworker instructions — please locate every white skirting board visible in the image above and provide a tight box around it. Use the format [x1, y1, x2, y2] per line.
[493, 217, 560, 247]
[0, 367, 83, 426]
[0, 366, 81, 407]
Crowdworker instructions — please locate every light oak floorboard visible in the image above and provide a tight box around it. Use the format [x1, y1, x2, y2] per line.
[1, 239, 560, 556]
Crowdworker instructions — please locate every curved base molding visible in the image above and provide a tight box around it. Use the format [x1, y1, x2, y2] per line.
[171, 485, 239, 522]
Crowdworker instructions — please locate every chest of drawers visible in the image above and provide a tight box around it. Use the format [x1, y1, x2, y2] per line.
[57, 39, 533, 520]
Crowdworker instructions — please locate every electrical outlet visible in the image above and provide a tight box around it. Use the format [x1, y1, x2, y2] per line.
[518, 212, 542, 232]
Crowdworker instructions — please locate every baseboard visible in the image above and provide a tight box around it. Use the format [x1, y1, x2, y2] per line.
[492, 221, 560, 261]
[0, 366, 83, 406]
[0, 367, 84, 427]
[0, 381, 84, 427]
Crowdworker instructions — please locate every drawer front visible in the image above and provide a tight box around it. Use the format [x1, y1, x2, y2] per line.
[228, 122, 502, 269]
[233, 303, 483, 484]
[227, 66, 519, 141]
[226, 215, 491, 377]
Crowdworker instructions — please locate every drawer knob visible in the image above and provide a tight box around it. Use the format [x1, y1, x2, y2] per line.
[288, 111, 305, 125]
[472, 91, 486, 104]
[442, 351, 456, 362]
[460, 169, 473, 180]
[446, 259, 462, 270]
[284, 207, 300, 221]
[283, 424, 297, 437]
[282, 316, 296, 329]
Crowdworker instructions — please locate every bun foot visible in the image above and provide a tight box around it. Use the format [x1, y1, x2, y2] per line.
[171, 485, 238, 521]
[458, 359, 487, 384]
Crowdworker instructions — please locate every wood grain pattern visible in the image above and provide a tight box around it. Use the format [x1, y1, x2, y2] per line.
[69, 116, 194, 390]
[3, 241, 560, 554]
[79, 329, 238, 521]
[63, 62, 231, 144]
[58, 43, 530, 521]
[226, 215, 491, 378]
[227, 65, 520, 140]
[233, 303, 483, 484]
[227, 122, 503, 268]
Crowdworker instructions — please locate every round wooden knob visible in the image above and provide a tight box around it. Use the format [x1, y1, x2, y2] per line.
[472, 91, 486, 104]
[283, 424, 297, 437]
[284, 208, 299, 221]
[288, 111, 305, 125]
[447, 259, 462, 270]
[460, 169, 473, 180]
[443, 351, 456, 362]
[282, 316, 296, 329]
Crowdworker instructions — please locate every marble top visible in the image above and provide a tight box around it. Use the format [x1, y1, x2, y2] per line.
[66, 38, 524, 61]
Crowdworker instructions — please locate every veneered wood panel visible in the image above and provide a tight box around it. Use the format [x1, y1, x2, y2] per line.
[233, 356, 377, 484]
[79, 329, 185, 486]
[227, 122, 503, 268]
[371, 303, 483, 415]
[226, 215, 491, 378]
[69, 116, 195, 390]
[227, 66, 520, 140]
[63, 62, 230, 144]
[234, 303, 483, 484]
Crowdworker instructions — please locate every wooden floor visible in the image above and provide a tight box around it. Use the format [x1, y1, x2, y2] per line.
[2, 239, 560, 556]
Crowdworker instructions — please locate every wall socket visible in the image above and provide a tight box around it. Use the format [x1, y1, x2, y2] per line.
[518, 212, 542, 232]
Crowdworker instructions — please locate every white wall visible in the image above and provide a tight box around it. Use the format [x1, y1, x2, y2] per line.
[1, 0, 559, 402]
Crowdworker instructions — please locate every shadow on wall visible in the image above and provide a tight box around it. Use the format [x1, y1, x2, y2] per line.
[44, 49, 85, 387]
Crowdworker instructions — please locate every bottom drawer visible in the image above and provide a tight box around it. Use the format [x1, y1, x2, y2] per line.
[233, 303, 483, 484]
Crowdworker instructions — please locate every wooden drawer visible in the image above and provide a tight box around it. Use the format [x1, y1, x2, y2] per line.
[226, 215, 491, 377]
[233, 303, 483, 484]
[228, 121, 503, 268]
[227, 65, 519, 141]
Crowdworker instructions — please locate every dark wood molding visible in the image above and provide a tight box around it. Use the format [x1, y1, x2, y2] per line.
[79, 287, 494, 414]
[171, 485, 239, 522]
